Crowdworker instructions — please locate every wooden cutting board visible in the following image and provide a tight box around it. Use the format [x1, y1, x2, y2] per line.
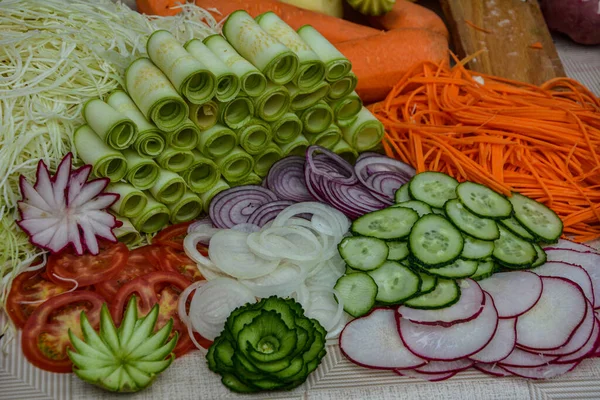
[439, 0, 565, 85]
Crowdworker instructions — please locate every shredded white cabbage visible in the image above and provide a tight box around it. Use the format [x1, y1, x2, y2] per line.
[0, 0, 217, 343]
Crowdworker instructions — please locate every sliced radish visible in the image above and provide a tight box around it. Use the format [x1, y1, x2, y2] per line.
[395, 369, 457, 382]
[398, 279, 484, 327]
[556, 318, 600, 364]
[532, 261, 595, 306]
[470, 318, 516, 363]
[544, 239, 598, 254]
[516, 277, 587, 351]
[474, 363, 512, 377]
[414, 358, 474, 374]
[545, 249, 600, 307]
[498, 348, 557, 368]
[340, 308, 426, 370]
[478, 271, 543, 318]
[500, 362, 578, 379]
[539, 300, 595, 356]
[398, 293, 498, 361]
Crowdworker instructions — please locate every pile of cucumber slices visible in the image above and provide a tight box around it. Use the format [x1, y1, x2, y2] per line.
[334, 171, 563, 317]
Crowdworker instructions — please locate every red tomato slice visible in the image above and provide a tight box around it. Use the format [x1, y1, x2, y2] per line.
[146, 246, 204, 282]
[109, 271, 196, 357]
[21, 291, 105, 373]
[94, 247, 158, 298]
[152, 221, 194, 251]
[6, 269, 71, 328]
[47, 241, 129, 287]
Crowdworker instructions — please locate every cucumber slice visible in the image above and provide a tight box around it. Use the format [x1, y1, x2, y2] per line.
[498, 216, 535, 241]
[338, 236, 388, 271]
[393, 200, 433, 217]
[351, 207, 419, 240]
[445, 199, 500, 240]
[408, 171, 458, 208]
[334, 273, 378, 317]
[493, 226, 536, 268]
[470, 259, 496, 281]
[387, 241, 409, 261]
[395, 183, 411, 203]
[456, 181, 512, 219]
[417, 272, 438, 295]
[367, 261, 421, 304]
[403, 279, 460, 309]
[420, 259, 478, 279]
[508, 192, 563, 243]
[531, 243, 547, 267]
[409, 214, 464, 267]
[431, 207, 446, 216]
[461, 235, 494, 260]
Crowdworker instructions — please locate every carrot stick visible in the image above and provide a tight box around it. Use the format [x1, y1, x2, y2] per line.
[367, 0, 449, 39]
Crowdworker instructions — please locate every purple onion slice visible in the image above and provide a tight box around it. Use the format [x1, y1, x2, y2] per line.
[208, 185, 278, 229]
[247, 200, 295, 227]
[266, 157, 314, 202]
[306, 145, 357, 185]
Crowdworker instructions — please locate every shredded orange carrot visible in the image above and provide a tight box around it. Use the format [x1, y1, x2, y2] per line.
[369, 60, 600, 242]
[529, 42, 543, 49]
[465, 19, 493, 34]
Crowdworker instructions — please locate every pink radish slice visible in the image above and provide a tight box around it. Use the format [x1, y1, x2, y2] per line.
[398, 279, 484, 327]
[544, 239, 598, 254]
[474, 363, 512, 377]
[500, 362, 579, 379]
[516, 277, 587, 351]
[470, 318, 516, 363]
[398, 293, 498, 361]
[478, 271, 543, 318]
[339, 308, 426, 370]
[395, 369, 457, 382]
[498, 348, 558, 368]
[414, 358, 474, 374]
[545, 249, 600, 307]
[555, 318, 600, 364]
[532, 261, 595, 306]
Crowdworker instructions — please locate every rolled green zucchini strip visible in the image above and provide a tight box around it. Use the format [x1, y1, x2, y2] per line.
[149, 168, 186, 205]
[123, 149, 160, 190]
[278, 133, 310, 157]
[111, 215, 142, 246]
[256, 12, 325, 90]
[214, 146, 255, 182]
[203, 34, 267, 97]
[287, 81, 330, 111]
[225, 172, 263, 187]
[147, 30, 216, 105]
[332, 138, 359, 164]
[107, 182, 148, 218]
[341, 107, 385, 151]
[167, 190, 203, 224]
[156, 146, 194, 173]
[326, 72, 358, 101]
[74, 125, 127, 182]
[304, 123, 342, 149]
[185, 39, 241, 102]
[222, 11, 299, 85]
[106, 90, 165, 157]
[298, 101, 334, 134]
[130, 194, 171, 234]
[200, 179, 230, 212]
[251, 82, 291, 122]
[216, 97, 254, 130]
[237, 118, 272, 155]
[328, 91, 363, 125]
[270, 112, 302, 145]
[297, 25, 352, 82]
[197, 123, 238, 158]
[189, 101, 218, 130]
[165, 118, 200, 151]
[253, 142, 284, 177]
[125, 57, 189, 132]
[83, 99, 137, 150]
[181, 150, 221, 193]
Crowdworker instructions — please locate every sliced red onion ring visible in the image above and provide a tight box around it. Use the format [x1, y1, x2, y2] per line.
[306, 145, 357, 185]
[247, 200, 295, 227]
[364, 171, 409, 204]
[266, 157, 314, 202]
[208, 185, 278, 229]
[354, 155, 415, 202]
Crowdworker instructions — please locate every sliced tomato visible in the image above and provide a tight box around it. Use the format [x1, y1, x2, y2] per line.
[146, 246, 204, 282]
[21, 291, 105, 373]
[94, 247, 158, 298]
[110, 271, 196, 357]
[152, 221, 194, 251]
[6, 269, 71, 328]
[47, 241, 128, 287]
